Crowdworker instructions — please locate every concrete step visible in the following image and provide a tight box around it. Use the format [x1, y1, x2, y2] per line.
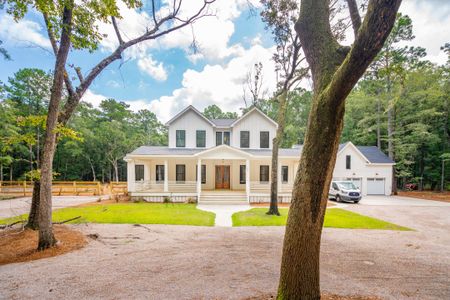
[199, 194, 248, 205]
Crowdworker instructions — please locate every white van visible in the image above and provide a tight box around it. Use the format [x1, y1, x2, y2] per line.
[329, 181, 362, 203]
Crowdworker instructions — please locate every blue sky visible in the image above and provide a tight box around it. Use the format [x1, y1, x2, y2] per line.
[1, 0, 449, 121]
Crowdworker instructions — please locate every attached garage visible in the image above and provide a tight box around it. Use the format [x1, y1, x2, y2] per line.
[367, 178, 385, 195]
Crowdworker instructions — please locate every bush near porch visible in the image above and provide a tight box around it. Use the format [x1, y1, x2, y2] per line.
[0, 203, 215, 227]
[232, 208, 411, 230]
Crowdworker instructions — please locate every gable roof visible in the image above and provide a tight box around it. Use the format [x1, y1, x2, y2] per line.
[165, 105, 216, 127]
[230, 106, 278, 128]
[338, 142, 394, 164]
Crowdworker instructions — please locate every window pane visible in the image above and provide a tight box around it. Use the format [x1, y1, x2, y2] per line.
[346, 155, 351, 169]
[260, 165, 269, 182]
[223, 132, 230, 145]
[216, 132, 223, 146]
[176, 164, 185, 182]
[176, 130, 185, 147]
[282, 166, 288, 183]
[240, 131, 250, 148]
[240, 165, 246, 184]
[260, 131, 269, 148]
[196, 165, 206, 184]
[196, 130, 206, 147]
[156, 165, 165, 182]
[135, 165, 144, 181]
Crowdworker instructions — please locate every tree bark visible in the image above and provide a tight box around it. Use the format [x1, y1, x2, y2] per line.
[38, 3, 73, 250]
[376, 94, 381, 149]
[268, 90, 288, 215]
[25, 181, 40, 230]
[277, 0, 401, 298]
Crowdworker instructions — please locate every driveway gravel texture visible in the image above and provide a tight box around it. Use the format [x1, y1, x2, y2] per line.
[1, 198, 449, 300]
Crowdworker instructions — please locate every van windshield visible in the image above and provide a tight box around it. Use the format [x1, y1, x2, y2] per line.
[338, 182, 357, 190]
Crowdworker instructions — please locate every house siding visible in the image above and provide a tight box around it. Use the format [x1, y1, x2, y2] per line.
[168, 110, 214, 148]
[231, 110, 277, 149]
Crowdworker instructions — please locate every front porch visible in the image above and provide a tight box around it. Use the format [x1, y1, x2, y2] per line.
[125, 145, 298, 203]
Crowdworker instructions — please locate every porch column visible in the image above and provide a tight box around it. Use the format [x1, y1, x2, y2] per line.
[127, 159, 135, 192]
[164, 159, 168, 192]
[246, 159, 250, 202]
[197, 158, 202, 199]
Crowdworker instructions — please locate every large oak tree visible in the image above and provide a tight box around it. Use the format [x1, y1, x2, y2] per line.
[4, 0, 215, 249]
[277, 0, 402, 298]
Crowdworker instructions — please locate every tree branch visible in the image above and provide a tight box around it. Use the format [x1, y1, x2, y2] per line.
[58, 0, 215, 125]
[326, 0, 402, 105]
[346, 0, 362, 37]
[111, 16, 124, 45]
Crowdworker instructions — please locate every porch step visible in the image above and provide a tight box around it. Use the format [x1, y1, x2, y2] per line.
[199, 194, 248, 205]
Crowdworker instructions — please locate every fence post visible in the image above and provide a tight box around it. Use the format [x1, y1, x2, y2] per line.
[97, 182, 101, 196]
[0, 181, 2, 193]
[74, 181, 78, 195]
[23, 181, 27, 196]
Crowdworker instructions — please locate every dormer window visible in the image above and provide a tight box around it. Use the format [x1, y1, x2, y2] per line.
[346, 155, 351, 169]
[240, 131, 250, 148]
[260, 131, 269, 148]
[196, 130, 206, 147]
[176, 130, 185, 147]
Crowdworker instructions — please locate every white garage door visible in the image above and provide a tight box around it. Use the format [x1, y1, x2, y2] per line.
[346, 178, 362, 190]
[367, 178, 385, 195]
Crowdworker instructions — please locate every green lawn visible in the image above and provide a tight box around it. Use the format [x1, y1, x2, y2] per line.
[0, 203, 215, 226]
[232, 208, 411, 230]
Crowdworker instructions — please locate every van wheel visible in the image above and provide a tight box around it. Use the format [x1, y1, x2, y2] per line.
[336, 195, 341, 202]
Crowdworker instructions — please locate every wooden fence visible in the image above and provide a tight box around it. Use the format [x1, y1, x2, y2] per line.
[0, 181, 128, 197]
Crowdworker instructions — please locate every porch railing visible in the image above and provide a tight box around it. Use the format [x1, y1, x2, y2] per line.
[250, 181, 293, 194]
[134, 180, 196, 193]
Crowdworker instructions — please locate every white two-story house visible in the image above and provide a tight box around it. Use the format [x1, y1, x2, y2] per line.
[124, 105, 394, 204]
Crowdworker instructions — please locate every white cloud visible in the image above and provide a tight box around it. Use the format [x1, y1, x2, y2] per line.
[137, 55, 168, 81]
[149, 44, 277, 122]
[81, 89, 152, 113]
[0, 14, 51, 49]
[399, 0, 450, 65]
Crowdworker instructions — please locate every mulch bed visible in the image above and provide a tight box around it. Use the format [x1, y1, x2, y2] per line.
[397, 191, 450, 203]
[0, 225, 87, 265]
[251, 201, 336, 208]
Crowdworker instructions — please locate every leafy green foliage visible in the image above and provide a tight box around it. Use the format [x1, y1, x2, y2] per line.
[203, 104, 238, 119]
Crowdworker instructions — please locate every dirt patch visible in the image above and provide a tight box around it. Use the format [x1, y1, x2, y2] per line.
[245, 294, 380, 300]
[397, 191, 450, 202]
[0, 225, 87, 265]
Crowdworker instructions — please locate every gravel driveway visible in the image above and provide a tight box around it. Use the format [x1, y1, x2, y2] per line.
[1, 198, 449, 300]
[0, 196, 108, 219]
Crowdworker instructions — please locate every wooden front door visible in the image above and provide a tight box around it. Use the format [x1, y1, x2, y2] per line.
[215, 165, 230, 189]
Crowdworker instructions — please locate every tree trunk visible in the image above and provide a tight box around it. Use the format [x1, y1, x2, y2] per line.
[277, 0, 401, 298]
[9, 164, 12, 181]
[29, 144, 33, 171]
[376, 95, 381, 149]
[25, 181, 40, 230]
[278, 91, 346, 299]
[113, 160, 119, 183]
[38, 4, 73, 251]
[268, 90, 288, 215]
[1, 163, 3, 181]
[88, 157, 96, 181]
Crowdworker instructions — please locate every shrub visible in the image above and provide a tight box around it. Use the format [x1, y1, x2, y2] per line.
[163, 196, 172, 204]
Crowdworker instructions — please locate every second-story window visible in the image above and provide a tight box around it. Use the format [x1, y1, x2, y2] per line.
[240, 131, 250, 148]
[223, 132, 230, 145]
[346, 155, 351, 169]
[176, 130, 185, 147]
[216, 132, 223, 146]
[196, 130, 206, 147]
[260, 131, 269, 148]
